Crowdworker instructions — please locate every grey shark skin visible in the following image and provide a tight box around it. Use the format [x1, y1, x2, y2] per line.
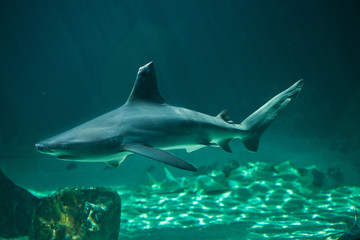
[35, 62, 303, 171]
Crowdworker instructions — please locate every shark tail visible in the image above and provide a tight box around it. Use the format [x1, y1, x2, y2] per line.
[239, 79, 303, 152]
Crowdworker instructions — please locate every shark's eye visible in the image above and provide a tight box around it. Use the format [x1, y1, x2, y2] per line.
[61, 144, 68, 150]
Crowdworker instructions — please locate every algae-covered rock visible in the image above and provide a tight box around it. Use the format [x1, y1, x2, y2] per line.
[29, 187, 121, 240]
[0, 169, 40, 238]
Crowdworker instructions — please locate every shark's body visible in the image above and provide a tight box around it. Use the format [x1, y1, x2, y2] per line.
[36, 62, 303, 171]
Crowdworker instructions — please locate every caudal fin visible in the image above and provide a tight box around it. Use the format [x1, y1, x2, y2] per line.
[240, 79, 304, 152]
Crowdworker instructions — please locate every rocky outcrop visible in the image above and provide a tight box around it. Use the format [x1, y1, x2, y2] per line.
[0, 169, 40, 238]
[29, 187, 121, 240]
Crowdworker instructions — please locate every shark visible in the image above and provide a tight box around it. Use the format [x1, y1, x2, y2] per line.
[35, 62, 303, 171]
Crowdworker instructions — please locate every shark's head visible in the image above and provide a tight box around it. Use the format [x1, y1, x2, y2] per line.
[35, 135, 81, 160]
[35, 127, 123, 161]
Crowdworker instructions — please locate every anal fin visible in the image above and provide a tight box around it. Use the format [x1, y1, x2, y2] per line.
[122, 143, 197, 171]
[219, 139, 232, 153]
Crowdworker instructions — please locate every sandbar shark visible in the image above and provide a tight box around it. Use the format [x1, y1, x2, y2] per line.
[35, 62, 303, 171]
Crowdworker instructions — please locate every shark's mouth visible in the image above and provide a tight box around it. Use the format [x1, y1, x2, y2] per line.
[57, 155, 74, 160]
[35, 143, 53, 153]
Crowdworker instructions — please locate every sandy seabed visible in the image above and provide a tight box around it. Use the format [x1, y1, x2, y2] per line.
[8, 161, 358, 240]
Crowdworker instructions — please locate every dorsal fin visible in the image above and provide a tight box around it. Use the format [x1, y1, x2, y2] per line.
[217, 109, 233, 123]
[126, 62, 166, 104]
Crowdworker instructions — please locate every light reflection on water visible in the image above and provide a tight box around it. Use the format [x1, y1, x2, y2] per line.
[112, 161, 357, 239]
[28, 161, 356, 239]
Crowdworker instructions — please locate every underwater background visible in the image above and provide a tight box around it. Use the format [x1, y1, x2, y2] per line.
[0, 0, 360, 239]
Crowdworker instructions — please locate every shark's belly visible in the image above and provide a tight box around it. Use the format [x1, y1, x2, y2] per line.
[66, 152, 129, 162]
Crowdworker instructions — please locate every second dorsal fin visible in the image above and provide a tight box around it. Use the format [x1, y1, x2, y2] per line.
[126, 62, 166, 104]
[217, 109, 233, 123]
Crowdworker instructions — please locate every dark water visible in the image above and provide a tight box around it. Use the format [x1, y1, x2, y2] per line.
[0, 0, 360, 239]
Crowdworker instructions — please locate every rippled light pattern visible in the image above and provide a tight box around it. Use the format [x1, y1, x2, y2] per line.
[114, 161, 358, 239]
[29, 161, 358, 239]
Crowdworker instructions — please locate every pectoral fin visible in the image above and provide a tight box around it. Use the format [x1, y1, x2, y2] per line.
[105, 155, 126, 168]
[122, 143, 197, 171]
[105, 160, 121, 168]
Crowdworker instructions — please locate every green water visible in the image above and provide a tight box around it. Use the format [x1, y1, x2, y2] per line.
[1, 1, 359, 239]
[26, 161, 356, 240]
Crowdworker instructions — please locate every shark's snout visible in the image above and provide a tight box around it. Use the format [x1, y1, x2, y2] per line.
[35, 143, 52, 153]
